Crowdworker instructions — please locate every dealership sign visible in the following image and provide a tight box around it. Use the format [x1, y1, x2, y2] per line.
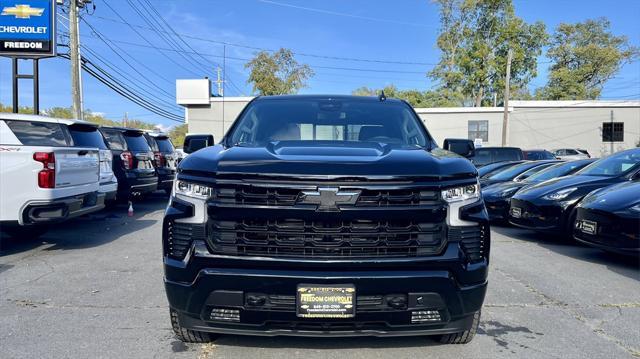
[0, 0, 55, 57]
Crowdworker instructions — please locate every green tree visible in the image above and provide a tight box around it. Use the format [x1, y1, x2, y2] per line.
[536, 18, 639, 100]
[430, 0, 547, 106]
[245, 48, 314, 95]
[351, 86, 377, 96]
[351, 85, 461, 107]
[168, 124, 188, 148]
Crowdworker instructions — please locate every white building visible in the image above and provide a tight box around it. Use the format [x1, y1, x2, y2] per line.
[177, 79, 640, 157]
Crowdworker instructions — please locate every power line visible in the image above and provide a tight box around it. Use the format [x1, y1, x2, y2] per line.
[257, 0, 437, 29]
[79, 34, 432, 75]
[80, 19, 177, 91]
[58, 53, 184, 122]
[91, 15, 439, 66]
[97, 0, 203, 78]
[135, 0, 245, 95]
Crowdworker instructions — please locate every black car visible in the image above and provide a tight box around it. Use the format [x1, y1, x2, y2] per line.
[479, 160, 560, 188]
[574, 182, 640, 256]
[477, 160, 525, 179]
[164, 95, 489, 344]
[144, 132, 178, 194]
[523, 149, 557, 160]
[483, 159, 595, 221]
[509, 148, 640, 235]
[99, 127, 158, 200]
[470, 146, 523, 167]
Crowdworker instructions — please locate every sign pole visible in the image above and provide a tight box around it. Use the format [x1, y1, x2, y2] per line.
[12, 58, 19, 113]
[33, 58, 40, 115]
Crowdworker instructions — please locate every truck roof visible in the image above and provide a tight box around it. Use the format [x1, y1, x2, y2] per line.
[254, 94, 405, 103]
[0, 112, 97, 127]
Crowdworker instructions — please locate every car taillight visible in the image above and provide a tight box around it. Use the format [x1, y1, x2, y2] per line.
[120, 151, 134, 170]
[33, 152, 55, 188]
[154, 151, 165, 167]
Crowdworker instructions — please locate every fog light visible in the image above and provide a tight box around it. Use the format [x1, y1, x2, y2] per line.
[210, 308, 240, 322]
[411, 310, 441, 323]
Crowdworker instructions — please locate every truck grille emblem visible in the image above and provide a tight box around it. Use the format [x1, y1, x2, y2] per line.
[297, 187, 361, 211]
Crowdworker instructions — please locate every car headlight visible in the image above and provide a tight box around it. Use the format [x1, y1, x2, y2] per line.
[629, 203, 640, 213]
[174, 180, 213, 200]
[543, 187, 577, 201]
[442, 183, 480, 203]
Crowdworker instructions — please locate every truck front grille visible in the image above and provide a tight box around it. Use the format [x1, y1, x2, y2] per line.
[207, 219, 446, 259]
[214, 185, 439, 208]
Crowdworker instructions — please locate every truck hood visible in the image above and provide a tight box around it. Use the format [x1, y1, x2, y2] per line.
[179, 141, 477, 179]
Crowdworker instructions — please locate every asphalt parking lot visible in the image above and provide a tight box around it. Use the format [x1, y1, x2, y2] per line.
[1, 193, 638, 359]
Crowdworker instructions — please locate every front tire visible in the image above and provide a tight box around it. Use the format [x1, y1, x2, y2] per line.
[439, 310, 480, 344]
[170, 309, 215, 343]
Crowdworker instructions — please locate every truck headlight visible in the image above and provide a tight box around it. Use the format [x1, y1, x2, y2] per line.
[442, 183, 480, 203]
[174, 180, 213, 200]
[543, 187, 577, 201]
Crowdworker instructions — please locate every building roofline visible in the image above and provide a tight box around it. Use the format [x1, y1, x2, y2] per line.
[414, 107, 512, 114]
[510, 100, 640, 108]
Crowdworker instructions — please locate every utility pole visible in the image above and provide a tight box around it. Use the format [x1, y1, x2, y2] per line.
[69, 0, 84, 120]
[215, 67, 224, 96]
[123, 112, 128, 127]
[501, 49, 513, 147]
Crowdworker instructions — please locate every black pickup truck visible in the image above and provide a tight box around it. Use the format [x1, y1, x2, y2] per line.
[163, 95, 490, 344]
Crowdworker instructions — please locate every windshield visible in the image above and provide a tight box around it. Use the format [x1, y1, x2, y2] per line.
[577, 150, 640, 177]
[488, 162, 541, 181]
[228, 98, 430, 147]
[525, 161, 589, 183]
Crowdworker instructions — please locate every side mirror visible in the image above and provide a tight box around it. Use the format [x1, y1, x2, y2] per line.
[184, 134, 215, 154]
[443, 138, 475, 158]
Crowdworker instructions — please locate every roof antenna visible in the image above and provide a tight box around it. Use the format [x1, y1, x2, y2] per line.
[379, 90, 386, 102]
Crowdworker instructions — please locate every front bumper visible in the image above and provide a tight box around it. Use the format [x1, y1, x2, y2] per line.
[20, 191, 105, 225]
[573, 207, 640, 256]
[165, 265, 487, 337]
[484, 197, 510, 221]
[508, 198, 568, 232]
[164, 184, 490, 337]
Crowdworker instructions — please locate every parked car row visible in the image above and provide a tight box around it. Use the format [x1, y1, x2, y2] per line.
[480, 148, 640, 256]
[470, 146, 592, 167]
[0, 114, 178, 239]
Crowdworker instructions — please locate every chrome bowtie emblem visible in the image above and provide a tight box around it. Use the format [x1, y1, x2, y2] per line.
[298, 187, 361, 211]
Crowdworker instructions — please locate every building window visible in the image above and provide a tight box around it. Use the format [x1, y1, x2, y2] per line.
[602, 122, 624, 142]
[468, 120, 489, 142]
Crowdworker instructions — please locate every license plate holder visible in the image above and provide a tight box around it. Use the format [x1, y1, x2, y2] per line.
[297, 284, 355, 319]
[578, 220, 597, 235]
[510, 207, 522, 218]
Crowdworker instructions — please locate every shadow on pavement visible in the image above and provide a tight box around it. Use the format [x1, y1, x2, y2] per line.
[0, 192, 169, 257]
[211, 334, 443, 350]
[492, 224, 640, 280]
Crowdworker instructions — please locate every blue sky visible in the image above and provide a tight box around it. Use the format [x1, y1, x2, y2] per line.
[1, 0, 639, 128]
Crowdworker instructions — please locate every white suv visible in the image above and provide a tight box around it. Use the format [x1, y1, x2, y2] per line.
[0, 114, 107, 238]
